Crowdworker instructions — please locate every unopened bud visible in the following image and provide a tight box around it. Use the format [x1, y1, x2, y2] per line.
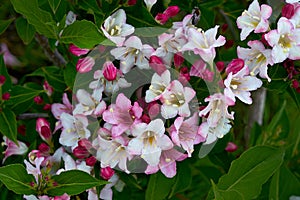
[174, 52, 184, 68]
[34, 96, 44, 104]
[216, 61, 225, 72]
[100, 167, 115, 180]
[164, 6, 180, 18]
[76, 56, 95, 73]
[225, 142, 238, 152]
[282, 3, 295, 19]
[69, 44, 89, 57]
[0, 75, 6, 86]
[85, 156, 97, 166]
[225, 58, 244, 75]
[2, 92, 10, 100]
[149, 55, 166, 75]
[36, 118, 52, 142]
[127, 0, 137, 6]
[155, 13, 169, 25]
[292, 79, 299, 89]
[103, 61, 118, 81]
[73, 146, 89, 159]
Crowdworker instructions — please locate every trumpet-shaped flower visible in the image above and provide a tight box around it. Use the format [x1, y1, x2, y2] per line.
[264, 17, 300, 63]
[128, 119, 173, 166]
[224, 66, 263, 104]
[236, 0, 272, 40]
[110, 36, 154, 73]
[102, 93, 143, 137]
[161, 80, 196, 119]
[101, 9, 134, 46]
[237, 40, 273, 81]
[2, 136, 28, 163]
[144, 0, 157, 11]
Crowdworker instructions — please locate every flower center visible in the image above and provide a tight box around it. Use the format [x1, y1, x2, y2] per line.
[279, 34, 292, 51]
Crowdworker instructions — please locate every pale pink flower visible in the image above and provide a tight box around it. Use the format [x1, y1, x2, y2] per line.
[0, 43, 22, 66]
[102, 93, 143, 137]
[2, 136, 28, 163]
[169, 113, 205, 157]
[145, 149, 187, 178]
[144, 0, 157, 11]
[24, 157, 44, 183]
[161, 80, 196, 119]
[43, 81, 53, 96]
[264, 17, 300, 63]
[101, 9, 134, 46]
[290, 6, 300, 28]
[100, 174, 125, 200]
[236, 0, 272, 41]
[286, 0, 299, 3]
[110, 36, 154, 73]
[224, 66, 263, 104]
[128, 119, 173, 166]
[190, 59, 214, 82]
[237, 40, 273, 81]
[76, 56, 95, 73]
[51, 93, 73, 120]
[69, 44, 89, 56]
[181, 26, 226, 65]
[145, 70, 171, 103]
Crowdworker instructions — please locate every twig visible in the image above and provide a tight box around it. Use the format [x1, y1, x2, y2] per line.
[35, 34, 67, 67]
[17, 113, 49, 120]
[218, 9, 239, 41]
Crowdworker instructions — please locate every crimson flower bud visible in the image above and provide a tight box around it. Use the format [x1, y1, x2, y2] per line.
[127, 0, 137, 6]
[73, 146, 89, 159]
[221, 24, 228, 33]
[174, 52, 184, 68]
[225, 58, 244, 75]
[0, 75, 6, 86]
[141, 113, 151, 124]
[69, 44, 89, 56]
[43, 104, 51, 111]
[76, 56, 95, 73]
[78, 138, 93, 150]
[164, 6, 180, 18]
[224, 39, 234, 49]
[149, 55, 166, 75]
[43, 81, 53, 97]
[282, 3, 295, 19]
[36, 118, 52, 142]
[216, 61, 225, 72]
[155, 13, 169, 25]
[100, 167, 115, 180]
[225, 142, 238, 152]
[34, 96, 44, 104]
[85, 156, 97, 166]
[38, 143, 50, 153]
[2, 92, 10, 100]
[292, 79, 299, 89]
[18, 125, 26, 136]
[103, 61, 118, 81]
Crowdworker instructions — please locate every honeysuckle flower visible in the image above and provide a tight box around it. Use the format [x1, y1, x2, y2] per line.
[102, 93, 143, 137]
[43, 81, 53, 96]
[161, 80, 196, 119]
[110, 36, 154, 73]
[181, 26, 226, 65]
[145, 70, 171, 103]
[264, 17, 300, 63]
[2, 136, 28, 163]
[96, 134, 133, 173]
[237, 40, 273, 81]
[290, 6, 300, 28]
[0, 43, 22, 66]
[190, 59, 214, 82]
[286, 0, 299, 3]
[224, 66, 263, 104]
[145, 148, 187, 178]
[59, 113, 91, 149]
[128, 119, 173, 166]
[100, 174, 125, 200]
[236, 0, 272, 41]
[76, 56, 95, 73]
[199, 93, 234, 128]
[51, 93, 73, 120]
[69, 44, 89, 56]
[169, 113, 205, 157]
[101, 9, 134, 46]
[24, 157, 44, 183]
[36, 118, 52, 143]
[144, 0, 157, 11]
[73, 89, 106, 117]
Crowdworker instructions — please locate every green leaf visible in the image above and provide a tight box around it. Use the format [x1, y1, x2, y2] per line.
[0, 164, 36, 195]
[216, 146, 284, 199]
[269, 165, 300, 200]
[41, 66, 66, 92]
[145, 172, 176, 200]
[10, 0, 57, 39]
[0, 19, 14, 35]
[7, 86, 42, 115]
[63, 63, 77, 89]
[48, 0, 61, 14]
[266, 100, 286, 134]
[0, 55, 12, 92]
[46, 170, 107, 196]
[0, 108, 18, 144]
[60, 20, 104, 49]
[15, 17, 36, 44]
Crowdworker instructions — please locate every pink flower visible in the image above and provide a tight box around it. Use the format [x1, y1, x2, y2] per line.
[174, 52, 184, 68]
[101, 9, 134, 46]
[169, 113, 205, 157]
[178, 67, 190, 85]
[128, 119, 173, 166]
[51, 93, 73, 120]
[144, 0, 157, 11]
[190, 59, 214, 82]
[102, 61, 118, 81]
[161, 80, 196, 119]
[264, 17, 300, 63]
[24, 157, 44, 183]
[69, 44, 89, 56]
[149, 55, 167, 75]
[43, 81, 54, 96]
[2, 136, 28, 163]
[102, 93, 143, 137]
[236, 0, 272, 40]
[36, 118, 52, 143]
[76, 56, 95, 73]
[0, 43, 21, 66]
[224, 66, 263, 104]
[145, 149, 187, 178]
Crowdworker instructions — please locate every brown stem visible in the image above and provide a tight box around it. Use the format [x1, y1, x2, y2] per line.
[17, 113, 49, 120]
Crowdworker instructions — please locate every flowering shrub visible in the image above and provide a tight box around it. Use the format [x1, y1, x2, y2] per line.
[0, 0, 300, 199]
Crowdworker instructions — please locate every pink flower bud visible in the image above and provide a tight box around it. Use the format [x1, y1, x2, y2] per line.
[43, 81, 54, 96]
[2, 92, 10, 100]
[164, 6, 180, 17]
[73, 146, 89, 159]
[103, 61, 118, 81]
[34, 96, 44, 104]
[36, 118, 52, 142]
[282, 3, 295, 19]
[155, 13, 169, 25]
[224, 39, 234, 49]
[85, 156, 97, 166]
[69, 44, 90, 56]
[225, 142, 238, 152]
[292, 79, 299, 89]
[78, 139, 93, 150]
[141, 113, 151, 124]
[261, 33, 270, 47]
[127, 0, 137, 6]
[148, 102, 160, 118]
[216, 61, 225, 72]
[100, 167, 115, 180]
[174, 52, 184, 68]
[149, 55, 166, 75]
[18, 125, 26, 136]
[43, 104, 51, 111]
[178, 67, 190, 85]
[76, 56, 95, 73]
[0, 75, 6, 86]
[38, 143, 50, 153]
[225, 58, 244, 75]
[221, 24, 228, 33]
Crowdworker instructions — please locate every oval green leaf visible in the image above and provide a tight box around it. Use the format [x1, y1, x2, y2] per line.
[0, 108, 18, 144]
